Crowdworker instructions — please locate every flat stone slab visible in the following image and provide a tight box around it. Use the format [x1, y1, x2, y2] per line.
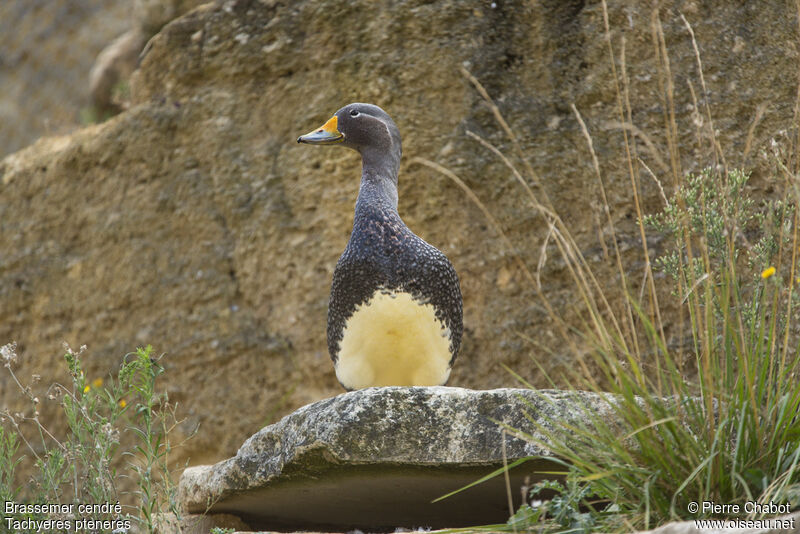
[179, 387, 617, 531]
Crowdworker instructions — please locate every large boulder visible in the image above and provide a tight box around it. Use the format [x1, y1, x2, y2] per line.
[178, 387, 612, 531]
[1, 0, 798, 468]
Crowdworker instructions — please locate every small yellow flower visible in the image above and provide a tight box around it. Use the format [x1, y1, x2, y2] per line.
[83, 385, 90, 393]
[762, 266, 776, 279]
[119, 399, 127, 408]
[92, 378, 103, 389]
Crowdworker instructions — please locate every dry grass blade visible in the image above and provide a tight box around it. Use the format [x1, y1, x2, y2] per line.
[651, 7, 701, 364]
[742, 103, 768, 163]
[461, 128, 626, 354]
[459, 67, 638, 353]
[609, 6, 668, 359]
[650, 7, 682, 185]
[639, 158, 670, 208]
[604, 120, 669, 174]
[501, 430, 516, 534]
[410, 157, 528, 285]
[537, 224, 555, 290]
[781, 190, 800, 359]
[459, 66, 553, 212]
[680, 12, 728, 174]
[410, 156, 579, 354]
[571, 103, 640, 357]
[463, 130, 550, 221]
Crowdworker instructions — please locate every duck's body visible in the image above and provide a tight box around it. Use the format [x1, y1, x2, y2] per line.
[328, 175, 462, 389]
[298, 103, 462, 390]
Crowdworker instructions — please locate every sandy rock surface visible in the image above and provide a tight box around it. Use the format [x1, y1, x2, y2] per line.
[1, 0, 798, 472]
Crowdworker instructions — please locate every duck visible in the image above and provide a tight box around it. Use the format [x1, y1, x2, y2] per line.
[297, 103, 463, 390]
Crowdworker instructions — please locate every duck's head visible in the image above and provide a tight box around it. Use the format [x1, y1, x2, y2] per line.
[297, 103, 402, 173]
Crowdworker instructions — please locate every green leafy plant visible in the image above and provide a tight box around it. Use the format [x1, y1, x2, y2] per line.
[0, 342, 194, 533]
[508, 472, 602, 534]
[121, 345, 189, 532]
[0, 425, 21, 504]
[643, 168, 797, 341]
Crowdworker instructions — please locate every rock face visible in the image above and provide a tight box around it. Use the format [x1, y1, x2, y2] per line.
[2, 0, 799, 469]
[0, 0, 206, 157]
[0, 1, 130, 157]
[179, 387, 610, 531]
[89, 0, 206, 115]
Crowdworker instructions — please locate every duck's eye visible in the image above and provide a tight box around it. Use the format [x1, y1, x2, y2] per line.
[350, 109, 360, 117]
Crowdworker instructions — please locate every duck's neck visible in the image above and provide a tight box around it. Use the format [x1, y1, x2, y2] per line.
[355, 148, 401, 215]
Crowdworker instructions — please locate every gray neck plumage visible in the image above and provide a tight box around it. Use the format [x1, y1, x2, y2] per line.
[355, 146, 401, 214]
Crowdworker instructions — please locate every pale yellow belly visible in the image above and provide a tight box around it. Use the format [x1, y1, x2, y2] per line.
[335, 290, 453, 389]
